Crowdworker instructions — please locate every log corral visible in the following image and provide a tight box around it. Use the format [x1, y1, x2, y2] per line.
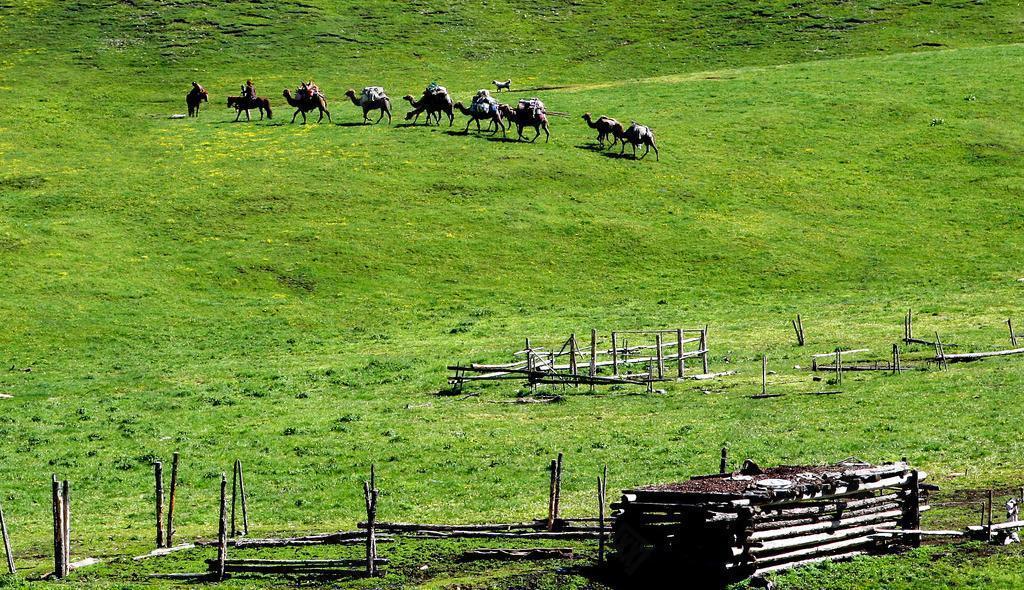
[611, 460, 928, 586]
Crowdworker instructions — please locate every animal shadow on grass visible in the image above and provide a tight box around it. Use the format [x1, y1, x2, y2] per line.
[601, 150, 648, 161]
[575, 142, 606, 152]
[334, 121, 370, 127]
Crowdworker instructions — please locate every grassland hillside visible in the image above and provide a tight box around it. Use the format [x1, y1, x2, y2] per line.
[1, 1, 1024, 588]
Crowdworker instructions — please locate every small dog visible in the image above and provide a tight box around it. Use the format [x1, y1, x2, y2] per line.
[492, 79, 511, 92]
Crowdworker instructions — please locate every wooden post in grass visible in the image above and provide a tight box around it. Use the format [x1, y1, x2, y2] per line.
[656, 334, 664, 380]
[569, 334, 578, 380]
[720, 447, 728, 474]
[231, 460, 239, 538]
[51, 475, 64, 579]
[1009, 319, 1018, 347]
[61, 480, 69, 575]
[216, 474, 227, 581]
[701, 326, 710, 374]
[907, 470, 921, 548]
[905, 309, 913, 342]
[676, 329, 685, 378]
[834, 350, 842, 385]
[546, 459, 558, 531]
[154, 461, 164, 548]
[589, 329, 597, 377]
[238, 461, 249, 537]
[363, 468, 378, 577]
[0, 500, 13, 574]
[611, 332, 619, 376]
[935, 332, 948, 370]
[166, 452, 179, 547]
[553, 453, 564, 528]
[597, 466, 607, 565]
[792, 315, 805, 346]
[761, 355, 767, 396]
[987, 490, 994, 542]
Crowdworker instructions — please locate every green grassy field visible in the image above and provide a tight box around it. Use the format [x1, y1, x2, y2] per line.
[2, 0, 1024, 588]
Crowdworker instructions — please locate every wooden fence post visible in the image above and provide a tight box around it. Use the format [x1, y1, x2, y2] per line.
[761, 355, 767, 396]
[61, 480, 69, 576]
[546, 459, 558, 531]
[935, 332, 948, 370]
[906, 470, 921, 548]
[655, 334, 664, 380]
[231, 460, 239, 538]
[166, 452, 179, 547]
[238, 461, 249, 537]
[589, 329, 597, 377]
[51, 475, 64, 579]
[676, 328, 685, 378]
[569, 334, 578, 379]
[701, 326, 709, 374]
[154, 461, 164, 548]
[1009, 319, 1018, 347]
[216, 474, 227, 581]
[834, 350, 842, 385]
[363, 469, 379, 577]
[0, 500, 13, 574]
[597, 466, 607, 565]
[987, 490, 994, 542]
[720, 447, 728, 474]
[553, 453, 564, 528]
[611, 332, 618, 376]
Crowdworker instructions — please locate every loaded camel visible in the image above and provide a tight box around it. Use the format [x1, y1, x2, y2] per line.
[402, 91, 454, 126]
[453, 102, 505, 136]
[282, 89, 331, 124]
[581, 113, 623, 148]
[186, 82, 208, 117]
[616, 121, 659, 161]
[227, 95, 272, 121]
[503, 102, 549, 143]
[345, 89, 392, 124]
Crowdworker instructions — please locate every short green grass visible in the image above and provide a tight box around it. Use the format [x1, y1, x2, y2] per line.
[2, 1, 1024, 588]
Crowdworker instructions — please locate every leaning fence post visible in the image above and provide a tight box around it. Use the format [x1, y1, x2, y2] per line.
[0, 500, 13, 574]
[154, 461, 164, 548]
[1009, 319, 1018, 347]
[216, 474, 227, 581]
[597, 466, 607, 565]
[166, 452, 179, 547]
[231, 460, 239, 538]
[238, 461, 249, 537]
[720, 447, 728, 474]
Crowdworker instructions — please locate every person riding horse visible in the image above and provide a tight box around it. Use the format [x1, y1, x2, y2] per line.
[241, 79, 256, 101]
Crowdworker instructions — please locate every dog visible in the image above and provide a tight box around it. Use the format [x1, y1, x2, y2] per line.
[492, 79, 511, 92]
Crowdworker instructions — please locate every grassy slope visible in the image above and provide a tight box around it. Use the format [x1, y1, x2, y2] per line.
[1, 0, 1024, 588]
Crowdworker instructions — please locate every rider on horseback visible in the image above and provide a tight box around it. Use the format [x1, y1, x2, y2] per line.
[241, 79, 256, 101]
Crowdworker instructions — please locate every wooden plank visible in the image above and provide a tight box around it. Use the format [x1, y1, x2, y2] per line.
[463, 548, 573, 560]
[132, 544, 196, 560]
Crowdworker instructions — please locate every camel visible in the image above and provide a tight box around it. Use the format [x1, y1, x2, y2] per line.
[453, 102, 505, 136]
[227, 96, 272, 121]
[402, 92, 454, 126]
[581, 113, 623, 148]
[282, 89, 331, 124]
[506, 102, 550, 143]
[617, 122, 659, 161]
[345, 89, 392, 124]
[186, 83, 208, 117]
[493, 79, 511, 92]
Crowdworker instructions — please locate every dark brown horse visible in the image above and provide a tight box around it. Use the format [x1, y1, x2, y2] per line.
[186, 84, 208, 117]
[227, 96, 272, 121]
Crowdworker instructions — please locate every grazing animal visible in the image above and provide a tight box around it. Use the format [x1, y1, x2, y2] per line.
[346, 88, 392, 124]
[186, 82, 208, 117]
[581, 113, 623, 148]
[617, 121, 659, 161]
[282, 89, 331, 124]
[402, 91, 454, 126]
[492, 79, 512, 92]
[453, 101, 505, 136]
[227, 95, 272, 121]
[507, 101, 550, 143]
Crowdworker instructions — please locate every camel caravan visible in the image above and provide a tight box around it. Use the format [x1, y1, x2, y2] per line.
[183, 79, 659, 160]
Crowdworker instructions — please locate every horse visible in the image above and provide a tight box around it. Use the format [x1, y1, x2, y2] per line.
[186, 86, 208, 117]
[227, 96, 272, 121]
